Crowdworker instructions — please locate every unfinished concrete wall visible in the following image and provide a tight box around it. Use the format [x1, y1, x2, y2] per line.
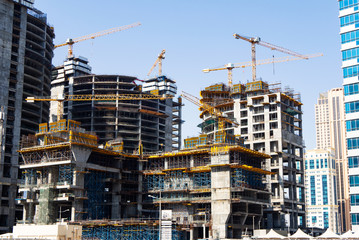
[211, 154, 231, 239]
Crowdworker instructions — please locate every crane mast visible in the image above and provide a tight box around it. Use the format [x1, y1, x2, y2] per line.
[147, 49, 166, 77]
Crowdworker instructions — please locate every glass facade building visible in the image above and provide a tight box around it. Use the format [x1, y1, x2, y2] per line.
[304, 149, 339, 232]
[339, 0, 359, 232]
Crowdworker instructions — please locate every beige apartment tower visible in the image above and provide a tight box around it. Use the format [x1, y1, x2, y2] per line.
[315, 88, 349, 232]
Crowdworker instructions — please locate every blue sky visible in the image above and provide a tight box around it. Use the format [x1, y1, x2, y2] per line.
[35, 0, 341, 150]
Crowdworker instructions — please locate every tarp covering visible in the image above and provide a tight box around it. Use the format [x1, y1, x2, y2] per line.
[317, 229, 340, 239]
[289, 229, 313, 239]
[339, 230, 357, 239]
[258, 229, 287, 239]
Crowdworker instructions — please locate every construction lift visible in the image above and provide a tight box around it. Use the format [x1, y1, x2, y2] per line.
[202, 53, 323, 88]
[181, 91, 238, 144]
[147, 49, 166, 77]
[26, 93, 173, 121]
[233, 33, 317, 82]
[54, 22, 141, 58]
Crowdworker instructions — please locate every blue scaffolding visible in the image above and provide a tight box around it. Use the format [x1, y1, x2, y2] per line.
[82, 224, 184, 240]
[144, 174, 164, 191]
[58, 165, 74, 185]
[83, 170, 112, 220]
[231, 168, 265, 190]
[193, 172, 211, 189]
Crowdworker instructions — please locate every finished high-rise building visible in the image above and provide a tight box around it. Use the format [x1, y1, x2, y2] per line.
[304, 149, 339, 233]
[339, 0, 359, 231]
[0, 0, 54, 232]
[315, 88, 349, 232]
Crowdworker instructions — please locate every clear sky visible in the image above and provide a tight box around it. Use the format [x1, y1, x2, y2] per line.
[34, 0, 341, 150]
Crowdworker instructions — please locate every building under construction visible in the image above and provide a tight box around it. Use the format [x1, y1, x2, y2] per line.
[14, 117, 272, 239]
[0, 0, 54, 233]
[198, 80, 305, 231]
[142, 135, 273, 239]
[51, 61, 182, 153]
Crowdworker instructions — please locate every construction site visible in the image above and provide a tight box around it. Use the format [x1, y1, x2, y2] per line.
[0, 1, 325, 239]
[15, 113, 274, 239]
[8, 33, 312, 240]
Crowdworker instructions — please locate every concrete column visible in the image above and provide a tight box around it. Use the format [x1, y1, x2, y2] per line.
[71, 204, 76, 222]
[211, 154, 231, 239]
[22, 204, 27, 222]
[190, 228, 194, 240]
[137, 160, 143, 217]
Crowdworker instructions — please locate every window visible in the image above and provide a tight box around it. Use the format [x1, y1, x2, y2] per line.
[345, 101, 359, 113]
[312, 216, 317, 224]
[348, 138, 359, 150]
[310, 160, 315, 169]
[334, 176, 337, 204]
[352, 213, 359, 225]
[349, 156, 359, 168]
[325, 159, 328, 168]
[344, 65, 359, 78]
[310, 176, 316, 205]
[344, 83, 359, 96]
[341, 29, 359, 44]
[324, 212, 329, 228]
[347, 119, 359, 131]
[339, 0, 359, 10]
[351, 194, 359, 206]
[316, 160, 319, 169]
[321, 159, 324, 168]
[269, 113, 277, 120]
[350, 175, 359, 187]
[305, 160, 308, 170]
[340, 13, 359, 27]
[322, 175, 328, 205]
[270, 122, 278, 129]
[269, 105, 277, 112]
[343, 47, 359, 61]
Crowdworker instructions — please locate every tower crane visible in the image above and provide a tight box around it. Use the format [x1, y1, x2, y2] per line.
[54, 22, 141, 58]
[203, 53, 323, 88]
[181, 91, 238, 143]
[233, 33, 310, 81]
[26, 93, 173, 121]
[147, 49, 166, 77]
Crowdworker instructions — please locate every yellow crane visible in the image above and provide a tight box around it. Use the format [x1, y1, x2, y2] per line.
[147, 49, 166, 77]
[203, 53, 323, 88]
[181, 91, 238, 143]
[55, 22, 141, 58]
[26, 93, 173, 121]
[233, 33, 311, 81]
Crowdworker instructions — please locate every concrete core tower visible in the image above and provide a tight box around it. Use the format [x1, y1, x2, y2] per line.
[0, 0, 54, 232]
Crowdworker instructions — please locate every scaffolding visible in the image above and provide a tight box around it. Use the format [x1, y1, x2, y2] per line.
[193, 172, 211, 189]
[82, 223, 184, 240]
[84, 170, 112, 220]
[58, 165, 74, 185]
[164, 170, 190, 191]
[143, 173, 164, 192]
[21, 169, 37, 186]
[20, 148, 72, 165]
[231, 168, 266, 190]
